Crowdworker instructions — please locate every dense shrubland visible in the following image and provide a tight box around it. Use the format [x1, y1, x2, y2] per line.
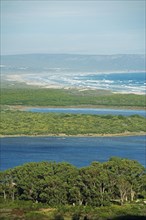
[1, 88, 145, 107]
[1, 110, 146, 136]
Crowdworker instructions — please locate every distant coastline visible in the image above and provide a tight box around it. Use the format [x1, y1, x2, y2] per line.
[2, 71, 145, 95]
[1, 53, 145, 94]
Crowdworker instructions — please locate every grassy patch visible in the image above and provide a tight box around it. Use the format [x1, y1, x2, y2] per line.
[0, 203, 146, 220]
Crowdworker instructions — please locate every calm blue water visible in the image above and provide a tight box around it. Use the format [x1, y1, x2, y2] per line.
[26, 108, 146, 117]
[0, 136, 145, 170]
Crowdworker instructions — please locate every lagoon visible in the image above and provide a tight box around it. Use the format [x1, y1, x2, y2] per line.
[26, 108, 146, 117]
[1, 135, 145, 170]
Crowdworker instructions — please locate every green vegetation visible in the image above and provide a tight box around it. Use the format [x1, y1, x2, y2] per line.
[1, 110, 146, 136]
[0, 158, 146, 219]
[1, 87, 146, 219]
[1, 88, 145, 108]
[0, 202, 146, 220]
[1, 88, 145, 137]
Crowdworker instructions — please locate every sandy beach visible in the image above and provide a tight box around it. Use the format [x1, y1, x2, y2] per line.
[4, 72, 146, 95]
[1, 132, 146, 138]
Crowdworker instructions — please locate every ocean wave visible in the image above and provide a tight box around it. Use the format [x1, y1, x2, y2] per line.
[3, 72, 146, 94]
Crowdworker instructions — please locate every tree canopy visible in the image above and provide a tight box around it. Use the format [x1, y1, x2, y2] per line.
[0, 158, 145, 207]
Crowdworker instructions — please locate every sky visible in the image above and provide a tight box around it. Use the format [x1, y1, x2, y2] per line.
[1, 0, 145, 55]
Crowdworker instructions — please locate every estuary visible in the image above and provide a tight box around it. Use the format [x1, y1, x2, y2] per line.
[1, 135, 145, 170]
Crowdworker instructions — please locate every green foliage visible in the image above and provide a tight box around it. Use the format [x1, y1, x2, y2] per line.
[0, 159, 145, 208]
[0, 87, 145, 107]
[72, 212, 81, 220]
[52, 212, 64, 220]
[0, 110, 146, 136]
[0, 202, 146, 220]
[25, 211, 48, 220]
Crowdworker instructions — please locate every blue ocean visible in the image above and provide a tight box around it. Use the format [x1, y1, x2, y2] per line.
[70, 72, 146, 94]
[22, 71, 146, 94]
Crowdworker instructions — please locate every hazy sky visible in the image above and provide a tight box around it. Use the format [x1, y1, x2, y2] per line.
[1, 0, 145, 55]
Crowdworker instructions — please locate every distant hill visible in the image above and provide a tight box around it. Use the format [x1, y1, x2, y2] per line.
[1, 54, 145, 72]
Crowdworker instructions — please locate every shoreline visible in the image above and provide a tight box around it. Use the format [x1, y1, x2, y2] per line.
[3, 104, 146, 111]
[0, 132, 146, 138]
[2, 72, 146, 95]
